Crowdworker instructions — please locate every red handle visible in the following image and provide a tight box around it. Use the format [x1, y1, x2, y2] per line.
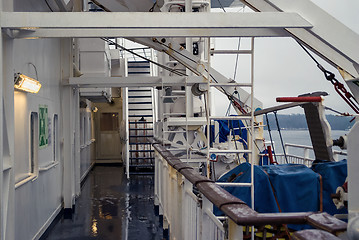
[276, 96, 323, 102]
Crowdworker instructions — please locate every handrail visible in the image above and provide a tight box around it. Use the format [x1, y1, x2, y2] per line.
[285, 143, 347, 155]
[39, 161, 59, 172]
[15, 174, 37, 189]
[80, 139, 95, 149]
[285, 143, 315, 149]
[150, 138, 347, 235]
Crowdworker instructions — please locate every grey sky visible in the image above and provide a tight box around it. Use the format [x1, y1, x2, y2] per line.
[211, 1, 359, 116]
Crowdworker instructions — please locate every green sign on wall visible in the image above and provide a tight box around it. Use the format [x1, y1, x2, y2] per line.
[39, 105, 48, 148]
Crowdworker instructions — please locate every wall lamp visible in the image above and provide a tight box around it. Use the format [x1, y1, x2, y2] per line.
[14, 73, 41, 93]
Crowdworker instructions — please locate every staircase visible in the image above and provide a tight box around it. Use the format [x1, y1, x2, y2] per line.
[125, 60, 155, 174]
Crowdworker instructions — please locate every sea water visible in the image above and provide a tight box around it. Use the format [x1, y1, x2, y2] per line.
[263, 129, 349, 161]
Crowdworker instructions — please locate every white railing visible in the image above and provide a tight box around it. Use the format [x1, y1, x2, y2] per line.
[264, 143, 347, 167]
[155, 151, 228, 240]
[154, 143, 346, 240]
[275, 153, 314, 167]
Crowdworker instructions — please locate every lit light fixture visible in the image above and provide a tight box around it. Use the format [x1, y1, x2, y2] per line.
[14, 73, 41, 93]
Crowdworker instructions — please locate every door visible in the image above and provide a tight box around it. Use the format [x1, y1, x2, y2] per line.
[97, 112, 122, 161]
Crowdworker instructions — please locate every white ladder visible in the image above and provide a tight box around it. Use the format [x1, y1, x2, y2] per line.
[207, 38, 256, 212]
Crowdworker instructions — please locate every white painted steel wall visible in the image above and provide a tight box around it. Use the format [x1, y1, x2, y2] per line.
[80, 100, 96, 181]
[11, 37, 95, 240]
[13, 38, 64, 240]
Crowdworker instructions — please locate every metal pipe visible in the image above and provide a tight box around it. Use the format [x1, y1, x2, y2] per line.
[276, 96, 323, 102]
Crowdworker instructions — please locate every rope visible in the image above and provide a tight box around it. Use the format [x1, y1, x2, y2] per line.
[274, 111, 288, 164]
[265, 114, 278, 164]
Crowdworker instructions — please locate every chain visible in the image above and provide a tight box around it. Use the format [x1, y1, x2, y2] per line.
[297, 41, 359, 114]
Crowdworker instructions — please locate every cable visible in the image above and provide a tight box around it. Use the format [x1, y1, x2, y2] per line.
[154, 38, 249, 113]
[91, 0, 247, 111]
[101, 38, 187, 76]
[149, 1, 157, 12]
[233, 37, 241, 81]
[229, 120, 243, 163]
[44, 0, 54, 12]
[296, 40, 359, 113]
[216, 0, 226, 12]
[90, 0, 111, 12]
[225, 101, 232, 116]
[297, 40, 321, 67]
[265, 113, 278, 164]
[154, 39, 197, 64]
[274, 111, 288, 164]
[208, 72, 247, 114]
[28, 63, 39, 80]
[325, 106, 351, 116]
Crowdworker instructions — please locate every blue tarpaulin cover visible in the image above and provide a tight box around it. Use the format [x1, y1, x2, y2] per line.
[260, 164, 320, 213]
[215, 161, 348, 229]
[215, 163, 279, 214]
[212, 119, 247, 144]
[311, 159, 348, 216]
[215, 163, 321, 230]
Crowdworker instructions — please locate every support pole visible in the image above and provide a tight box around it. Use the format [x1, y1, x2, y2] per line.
[1, 1, 15, 238]
[61, 38, 76, 214]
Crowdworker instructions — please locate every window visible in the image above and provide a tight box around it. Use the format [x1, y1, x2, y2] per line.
[84, 115, 88, 143]
[100, 113, 119, 131]
[30, 112, 38, 173]
[53, 114, 59, 162]
[80, 113, 84, 146]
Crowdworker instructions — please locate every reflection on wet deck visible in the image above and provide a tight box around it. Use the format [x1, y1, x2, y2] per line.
[44, 166, 163, 240]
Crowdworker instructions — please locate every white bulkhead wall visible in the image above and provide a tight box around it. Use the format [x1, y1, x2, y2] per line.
[13, 38, 64, 240]
[79, 99, 96, 181]
[11, 37, 95, 240]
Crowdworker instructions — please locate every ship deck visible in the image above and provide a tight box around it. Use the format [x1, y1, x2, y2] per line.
[43, 165, 163, 240]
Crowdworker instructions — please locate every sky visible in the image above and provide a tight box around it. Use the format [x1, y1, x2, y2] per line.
[211, 0, 359, 116]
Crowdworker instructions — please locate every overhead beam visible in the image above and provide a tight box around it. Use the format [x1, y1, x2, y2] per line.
[67, 76, 205, 88]
[1, 12, 312, 38]
[11, 28, 290, 38]
[242, 0, 359, 78]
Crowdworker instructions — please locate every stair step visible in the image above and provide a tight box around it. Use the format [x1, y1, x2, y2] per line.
[129, 142, 153, 145]
[130, 158, 155, 160]
[129, 164, 154, 167]
[128, 89, 152, 92]
[129, 128, 153, 130]
[128, 71, 151, 74]
[129, 109, 153, 111]
[128, 65, 151, 69]
[130, 135, 154, 138]
[130, 150, 154, 153]
[128, 101, 152, 105]
[128, 96, 152, 98]
[128, 61, 150, 64]
[129, 121, 153, 124]
[128, 114, 153, 117]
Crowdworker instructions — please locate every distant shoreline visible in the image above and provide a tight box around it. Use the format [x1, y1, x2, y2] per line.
[263, 114, 354, 131]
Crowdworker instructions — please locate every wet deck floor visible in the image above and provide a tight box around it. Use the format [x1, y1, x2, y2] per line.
[44, 165, 163, 240]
